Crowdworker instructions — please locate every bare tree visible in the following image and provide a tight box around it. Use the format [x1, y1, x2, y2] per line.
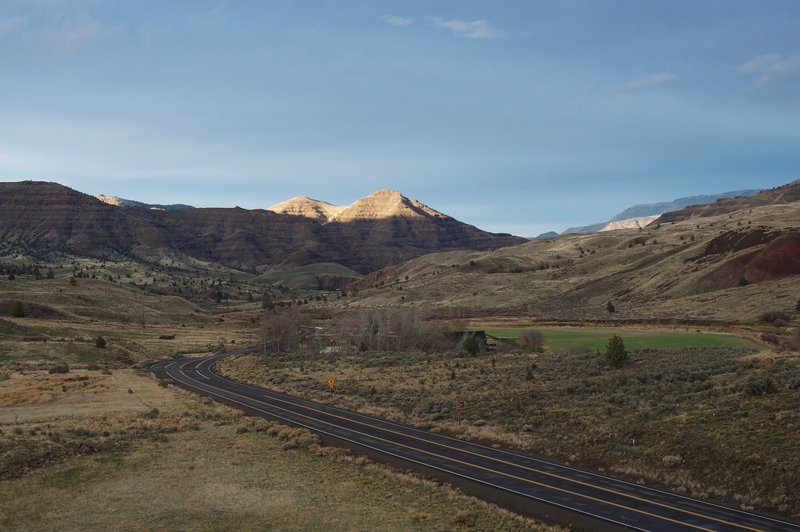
[260, 314, 298, 353]
[518, 329, 544, 352]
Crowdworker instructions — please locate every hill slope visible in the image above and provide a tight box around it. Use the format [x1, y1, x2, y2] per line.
[563, 188, 762, 234]
[346, 187, 800, 323]
[0, 182, 525, 273]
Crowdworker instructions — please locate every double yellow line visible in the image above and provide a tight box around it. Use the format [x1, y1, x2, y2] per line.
[174, 357, 763, 532]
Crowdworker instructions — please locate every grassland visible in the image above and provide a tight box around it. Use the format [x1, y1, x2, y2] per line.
[472, 327, 756, 350]
[220, 343, 800, 519]
[0, 367, 555, 531]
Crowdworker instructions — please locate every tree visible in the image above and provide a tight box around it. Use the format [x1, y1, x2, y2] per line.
[606, 301, 616, 313]
[605, 334, 628, 368]
[261, 291, 274, 310]
[95, 336, 107, 349]
[462, 334, 480, 355]
[518, 330, 544, 352]
[260, 315, 298, 353]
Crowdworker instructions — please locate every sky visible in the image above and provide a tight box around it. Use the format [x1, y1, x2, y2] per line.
[0, 1, 799, 236]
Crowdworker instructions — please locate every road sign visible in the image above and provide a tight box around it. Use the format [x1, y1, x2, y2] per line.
[328, 377, 335, 392]
[453, 399, 465, 424]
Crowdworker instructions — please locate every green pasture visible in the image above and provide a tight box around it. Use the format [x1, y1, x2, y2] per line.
[473, 327, 756, 351]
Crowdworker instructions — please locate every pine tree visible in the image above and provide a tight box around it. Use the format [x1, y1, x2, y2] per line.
[605, 334, 628, 368]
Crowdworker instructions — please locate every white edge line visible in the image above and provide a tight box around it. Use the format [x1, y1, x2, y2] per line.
[205, 352, 800, 529]
[168, 365, 649, 532]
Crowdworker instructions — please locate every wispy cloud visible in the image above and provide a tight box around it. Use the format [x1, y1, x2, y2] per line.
[383, 15, 414, 27]
[0, 15, 27, 37]
[191, 0, 229, 25]
[736, 53, 800, 91]
[17, 15, 123, 59]
[621, 73, 677, 93]
[429, 18, 500, 39]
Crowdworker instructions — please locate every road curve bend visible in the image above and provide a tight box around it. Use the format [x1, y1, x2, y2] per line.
[149, 348, 800, 532]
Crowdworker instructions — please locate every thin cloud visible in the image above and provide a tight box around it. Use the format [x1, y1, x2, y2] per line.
[17, 15, 123, 59]
[383, 15, 414, 27]
[191, 0, 229, 25]
[429, 17, 500, 39]
[0, 16, 27, 37]
[736, 53, 800, 91]
[621, 73, 677, 92]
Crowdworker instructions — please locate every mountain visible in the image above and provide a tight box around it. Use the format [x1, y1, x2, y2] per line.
[95, 194, 194, 211]
[267, 189, 449, 223]
[267, 196, 346, 222]
[598, 215, 660, 232]
[656, 181, 800, 223]
[532, 231, 559, 241]
[346, 180, 800, 323]
[609, 189, 762, 221]
[562, 188, 763, 235]
[0, 181, 525, 273]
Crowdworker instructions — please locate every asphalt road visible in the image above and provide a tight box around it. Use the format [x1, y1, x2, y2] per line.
[150, 348, 800, 532]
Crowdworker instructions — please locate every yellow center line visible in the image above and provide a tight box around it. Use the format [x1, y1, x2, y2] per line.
[172, 359, 748, 532]
[195, 358, 762, 532]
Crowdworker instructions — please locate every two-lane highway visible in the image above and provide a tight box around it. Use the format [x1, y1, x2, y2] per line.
[150, 349, 800, 531]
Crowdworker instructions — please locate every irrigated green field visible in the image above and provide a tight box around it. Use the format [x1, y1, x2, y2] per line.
[473, 327, 756, 351]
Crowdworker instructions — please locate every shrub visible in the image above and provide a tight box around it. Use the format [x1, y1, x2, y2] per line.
[759, 310, 789, 324]
[95, 336, 107, 349]
[12, 301, 24, 318]
[605, 335, 628, 368]
[796, 298, 800, 312]
[745, 378, 778, 396]
[48, 364, 70, 374]
[606, 301, 615, 313]
[462, 335, 480, 355]
[737, 276, 749, 286]
[518, 330, 544, 352]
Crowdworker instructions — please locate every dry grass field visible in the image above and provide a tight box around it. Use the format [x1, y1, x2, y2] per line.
[0, 366, 557, 531]
[341, 203, 800, 323]
[219, 342, 800, 519]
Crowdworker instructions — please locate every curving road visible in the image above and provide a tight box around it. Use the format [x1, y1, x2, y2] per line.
[150, 348, 800, 532]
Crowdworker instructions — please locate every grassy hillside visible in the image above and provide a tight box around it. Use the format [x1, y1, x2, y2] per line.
[255, 262, 363, 290]
[343, 202, 800, 323]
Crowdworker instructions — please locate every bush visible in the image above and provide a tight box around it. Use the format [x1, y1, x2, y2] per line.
[518, 330, 544, 352]
[462, 335, 480, 355]
[48, 364, 70, 374]
[606, 301, 615, 313]
[796, 298, 800, 312]
[737, 276, 749, 286]
[605, 335, 628, 368]
[745, 378, 778, 396]
[12, 301, 24, 318]
[95, 336, 107, 349]
[759, 310, 789, 324]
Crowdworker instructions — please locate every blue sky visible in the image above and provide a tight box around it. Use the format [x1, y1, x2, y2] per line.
[0, 1, 798, 236]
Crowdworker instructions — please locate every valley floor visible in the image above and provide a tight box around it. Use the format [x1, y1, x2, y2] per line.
[0, 367, 554, 531]
[218, 342, 800, 521]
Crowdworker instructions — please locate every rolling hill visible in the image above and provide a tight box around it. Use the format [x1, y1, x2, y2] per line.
[345, 182, 800, 323]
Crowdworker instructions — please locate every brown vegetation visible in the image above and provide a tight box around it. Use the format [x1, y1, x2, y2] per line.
[219, 344, 800, 518]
